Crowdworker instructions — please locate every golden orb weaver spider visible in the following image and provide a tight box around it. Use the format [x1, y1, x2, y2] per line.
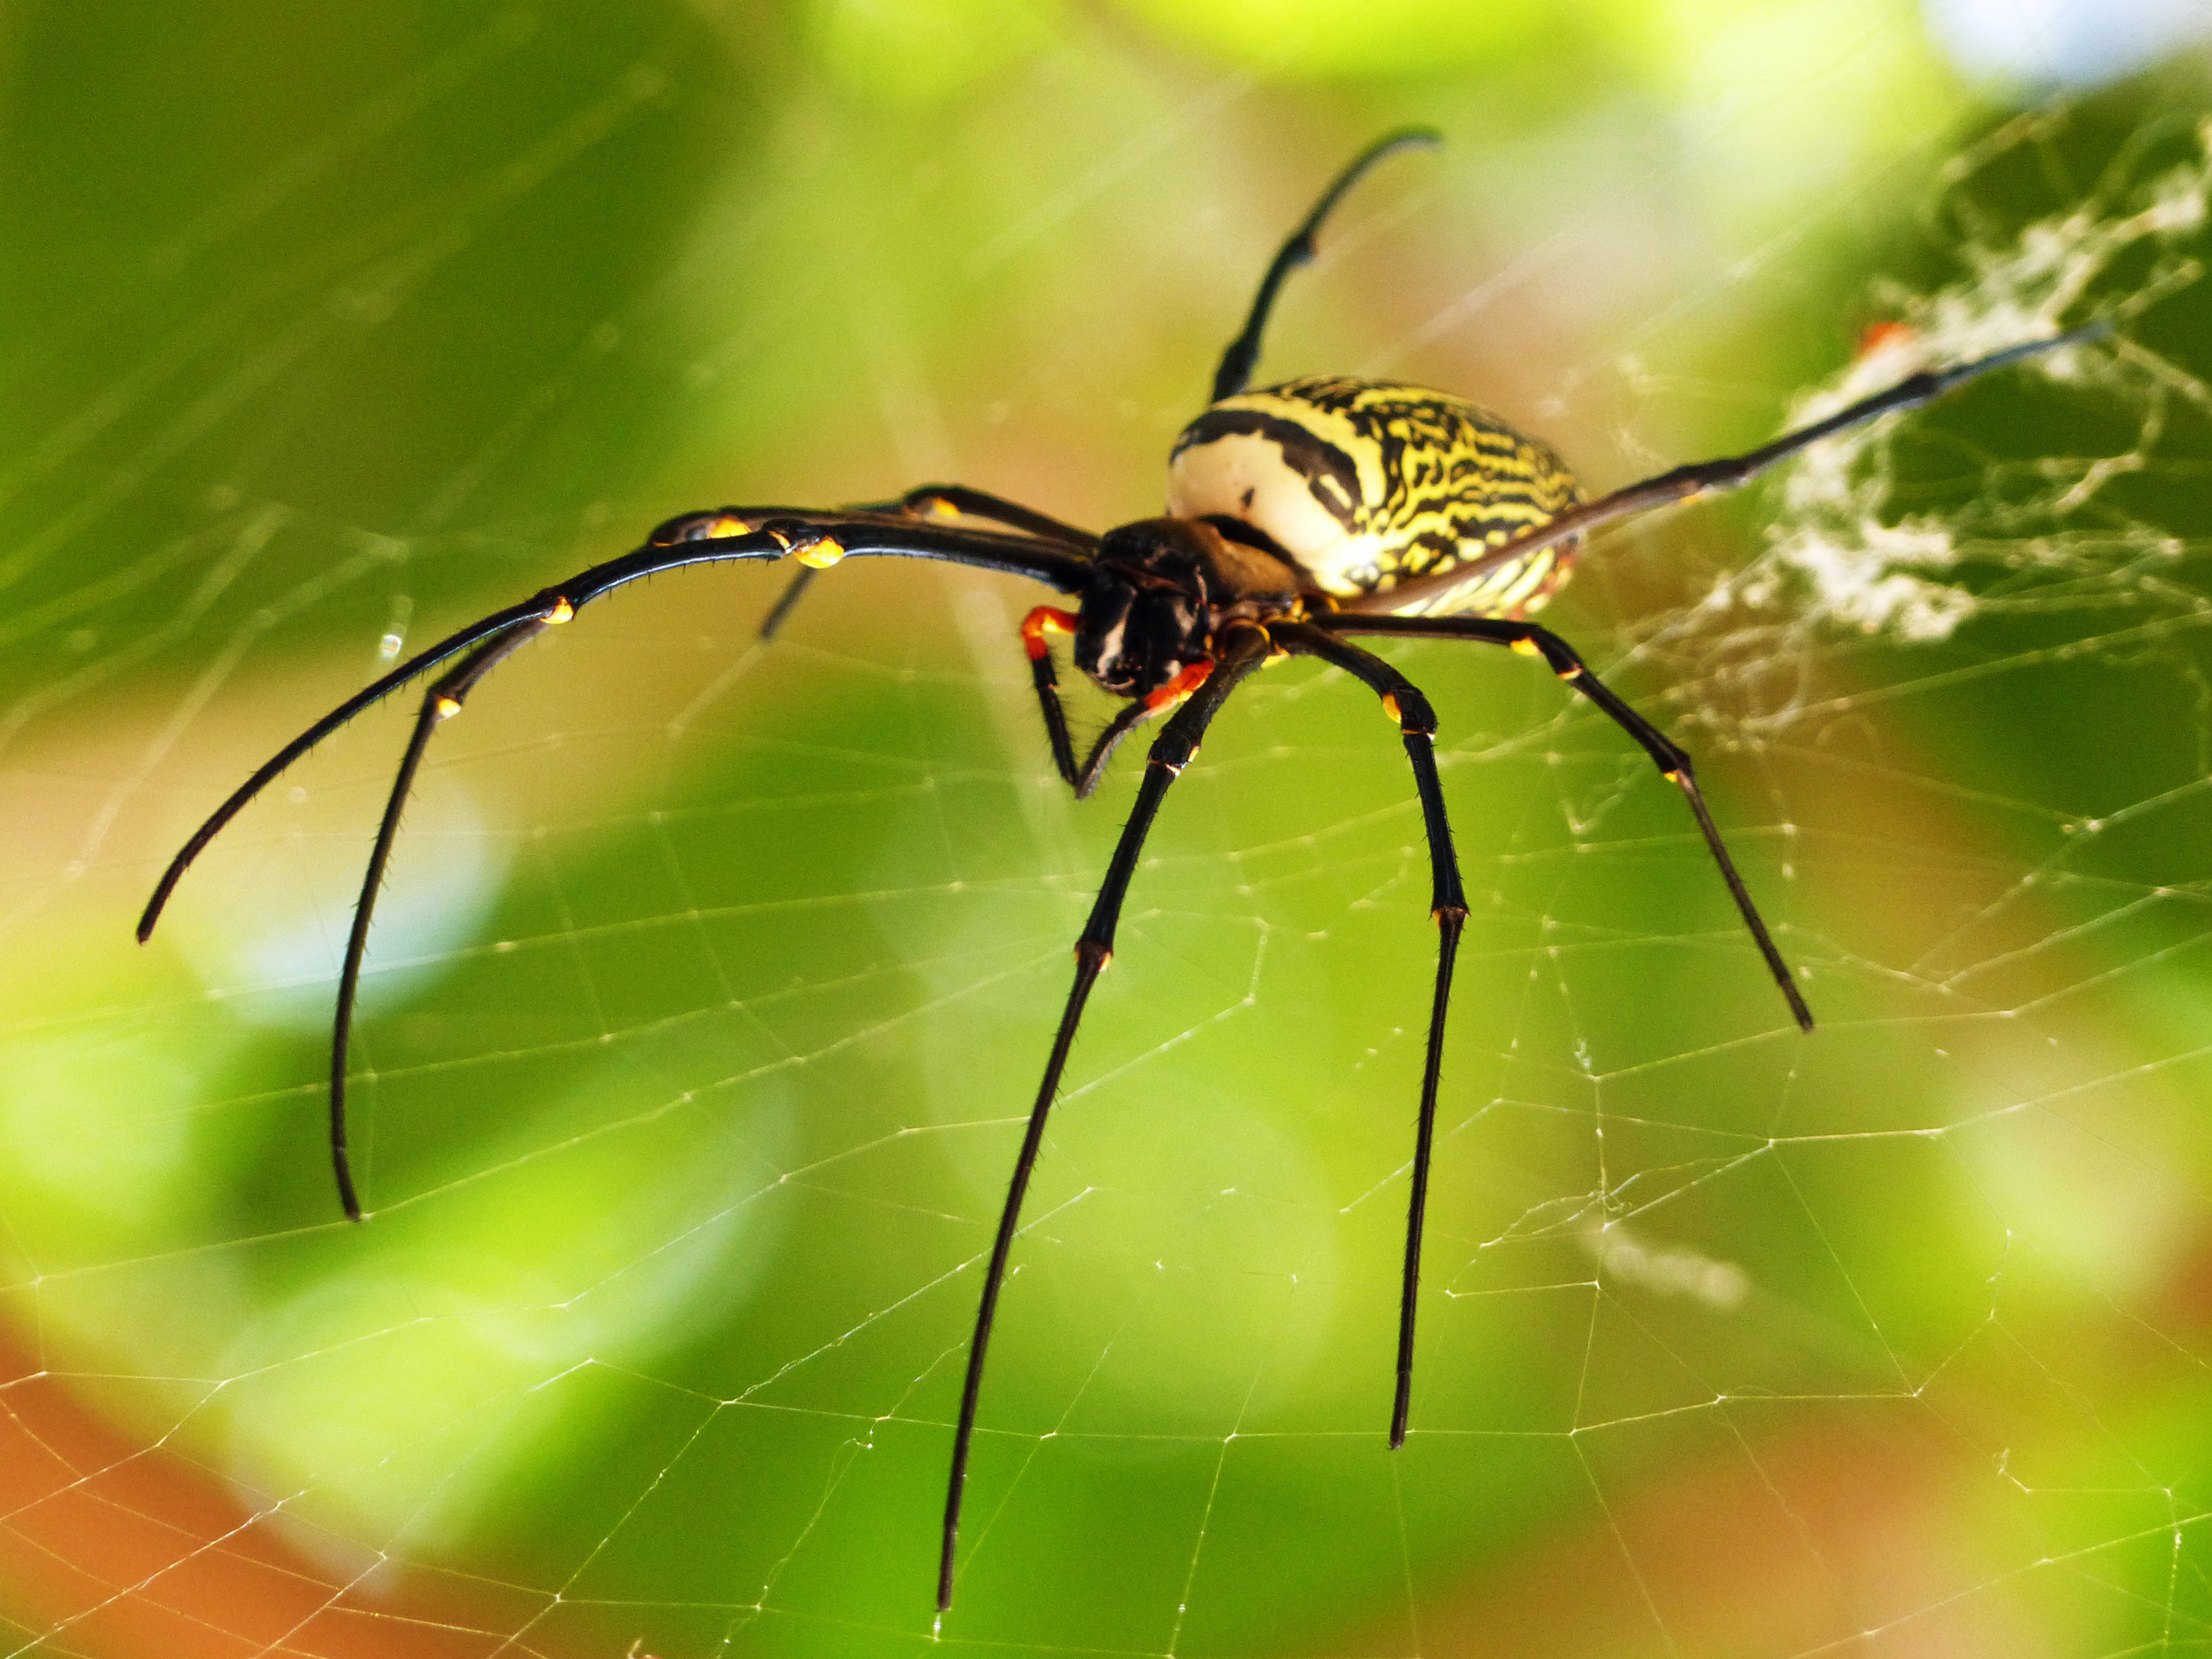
[139, 129, 2104, 1611]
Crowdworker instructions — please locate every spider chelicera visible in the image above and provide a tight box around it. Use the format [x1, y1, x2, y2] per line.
[139, 129, 2102, 1610]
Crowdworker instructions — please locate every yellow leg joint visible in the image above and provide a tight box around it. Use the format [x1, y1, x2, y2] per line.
[1381, 694, 1402, 724]
[1510, 636, 1541, 657]
[547, 598, 574, 624]
[795, 534, 847, 570]
[434, 696, 461, 719]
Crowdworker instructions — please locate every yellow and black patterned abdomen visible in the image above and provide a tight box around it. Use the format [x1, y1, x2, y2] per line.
[1165, 375, 1583, 618]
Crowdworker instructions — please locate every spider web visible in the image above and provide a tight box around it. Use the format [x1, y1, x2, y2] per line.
[6, 8, 2212, 1658]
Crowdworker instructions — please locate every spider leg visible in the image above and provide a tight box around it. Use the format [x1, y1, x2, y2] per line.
[327, 618, 549, 1219]
[136, 595, 566, 943]
[1071, 661, 1219, 798]
[938, 626, 1272, 1612]
[145, 511, 1093, 1222]
[1019, 606, 1084, 785]
[1076, 700, 1151, 797]
[759, 486, 1100, 641]
[1272, 622, 1465, 1447]
[1212, 127, 1442, 403]
[756, 566, 818, 641]
[1012, 613, 1222, 799]
[895, 485, 1100, 549]
[1319, 612, 1814, 1032]
[140, 512, 1091, 944]
[1349, 318, 2112, 618]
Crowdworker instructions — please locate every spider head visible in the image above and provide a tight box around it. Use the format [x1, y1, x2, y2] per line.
[1077, 516, 1305, 699]
[1076, 518, 1221, 698]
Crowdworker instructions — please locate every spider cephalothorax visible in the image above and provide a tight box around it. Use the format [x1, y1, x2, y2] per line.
[1074, 515, 1303, 696]
[138, 127, 2104, 1611]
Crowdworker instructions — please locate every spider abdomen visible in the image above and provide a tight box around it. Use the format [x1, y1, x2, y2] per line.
[1165, 375, 1583, 618]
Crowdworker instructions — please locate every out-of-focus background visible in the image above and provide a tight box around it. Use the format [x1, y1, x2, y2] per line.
[5, 3, 2211, 1655]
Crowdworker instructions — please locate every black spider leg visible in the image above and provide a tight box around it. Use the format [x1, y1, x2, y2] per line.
[1271, 621, 1465, 1446]
[755, 566, 819, 641]
[137, 595, 563, 944]
[894, 485, 1100, 548]
[326, 619, 547, 1219]
[1023, 631, 1185, 797]
[1025, 635, 1088, 790]
[1347, 318, 2112, 618]
[938, 625, 1273, 1613]
[759, 486, 1101, 641]
[1076, 700, 1149, 797]
[139, 510, 1092, 947]
[1319, 612, 1815, 1033]
[1211, 126, 1443, 403]
[1053, 671, 1218, 800]
[141, 513, 1093, 1218]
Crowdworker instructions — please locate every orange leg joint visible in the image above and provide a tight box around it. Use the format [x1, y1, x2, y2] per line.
[1021, 606, 1080, 662]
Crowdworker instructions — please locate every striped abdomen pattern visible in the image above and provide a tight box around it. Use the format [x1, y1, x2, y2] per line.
[1165, 375, 1583, 618]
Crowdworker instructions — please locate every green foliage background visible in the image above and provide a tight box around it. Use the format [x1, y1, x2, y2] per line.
[4, 4, 2211, 1656]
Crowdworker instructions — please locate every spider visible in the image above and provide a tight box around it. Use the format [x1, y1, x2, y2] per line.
[139, 129, 2101, 1611]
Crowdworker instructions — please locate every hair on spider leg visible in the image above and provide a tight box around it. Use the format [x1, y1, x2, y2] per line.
[137, 127, 2110, 1612]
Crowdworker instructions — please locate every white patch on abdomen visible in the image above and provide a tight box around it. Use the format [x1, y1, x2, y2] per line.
[1165, 431, 1379, 586]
